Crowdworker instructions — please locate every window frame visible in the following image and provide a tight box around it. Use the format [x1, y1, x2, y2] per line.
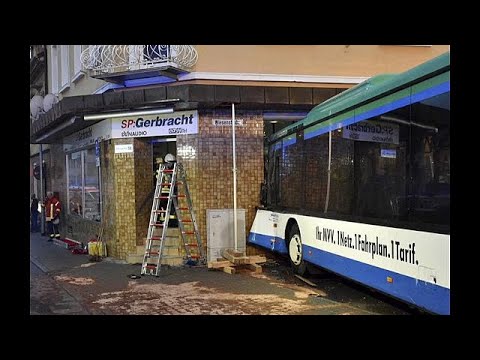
[65, 146, 102, 222]
[60, 45, 70, 93]
[50, 45, 59, 94]
[72, 45, 84, 83]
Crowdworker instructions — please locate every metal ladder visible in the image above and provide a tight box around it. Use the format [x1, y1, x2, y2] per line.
[141, 162, 205, 276]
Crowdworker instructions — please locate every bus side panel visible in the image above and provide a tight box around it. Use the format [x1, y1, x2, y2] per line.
[249, 210, 450, 314]
[248, 209, 288, 254]
[296, 214, 449, 314]
[303, 244, 449, 314]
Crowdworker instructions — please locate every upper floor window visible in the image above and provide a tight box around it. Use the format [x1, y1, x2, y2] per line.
[72, 45, 84, 82]
[50, 45, 59, 94]
[60, 45, 70, 92]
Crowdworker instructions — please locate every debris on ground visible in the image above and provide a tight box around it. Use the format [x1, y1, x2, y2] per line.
[294, 274, 317, 287]
[54, 275, 95, 285]
[80, 263, 97, 268]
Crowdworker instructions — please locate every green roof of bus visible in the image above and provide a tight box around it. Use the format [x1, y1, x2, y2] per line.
[269, 51, 450, 143]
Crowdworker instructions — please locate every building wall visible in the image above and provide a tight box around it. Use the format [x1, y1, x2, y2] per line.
[100, 139, 118, 257]
[111, 138, 137, 259]
[46, 45, 106, 98]
[60, 137, 136, 258]
[30, 148, 50, 197]
[133, 138, 153, 246]
[46, 45, 449, 101]
[59, 75, 106, 98]
[193, 45, 450, 77]
[43, 144, 67, 235]
[37, 45, 451, 260]
[30, 144, 50, 157]
[177, 110, 265, 256]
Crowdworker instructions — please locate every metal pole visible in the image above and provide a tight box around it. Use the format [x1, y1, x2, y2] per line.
[231, 103, 238, 251]
[39, 144, 45, 234]
[324, 131, 332, 213]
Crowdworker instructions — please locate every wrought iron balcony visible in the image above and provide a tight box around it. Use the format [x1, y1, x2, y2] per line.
[80, 45, 198, 83]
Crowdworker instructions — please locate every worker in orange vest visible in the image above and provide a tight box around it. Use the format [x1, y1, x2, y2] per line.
[44, 191, 61, 241]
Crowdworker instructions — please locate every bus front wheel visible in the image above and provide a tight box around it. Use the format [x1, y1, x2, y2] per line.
[287, 223, 307, 276]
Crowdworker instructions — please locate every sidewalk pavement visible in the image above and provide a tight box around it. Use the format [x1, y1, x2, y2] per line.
[30, 232, 401, 315]
[30, 232, 141, 315]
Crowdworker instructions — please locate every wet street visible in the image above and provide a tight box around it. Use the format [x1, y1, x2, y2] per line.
[30, 244, 416, 315]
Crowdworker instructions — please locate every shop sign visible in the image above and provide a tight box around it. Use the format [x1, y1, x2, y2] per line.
[212, 119, 244, 126]
[114, 144, 134, 154]
[64, 119, 112, 152]
[95, 139, 101, 167]
[111, 110, 199, 139]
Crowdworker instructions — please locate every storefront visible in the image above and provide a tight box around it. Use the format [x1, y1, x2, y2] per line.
[31, 84, 340, 262]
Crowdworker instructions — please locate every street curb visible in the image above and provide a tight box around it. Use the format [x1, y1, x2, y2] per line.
[30, 255, 50, 273]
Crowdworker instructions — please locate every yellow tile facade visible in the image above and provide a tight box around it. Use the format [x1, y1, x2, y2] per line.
[60, 110, 266, 260]
[177, 110, 265, 256]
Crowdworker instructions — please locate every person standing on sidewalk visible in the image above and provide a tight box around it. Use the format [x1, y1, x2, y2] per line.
[44, 191, 61, 241]
[30, 194, 39, 232]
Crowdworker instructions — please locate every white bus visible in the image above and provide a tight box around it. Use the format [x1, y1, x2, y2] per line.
[249, 52, 450, 315]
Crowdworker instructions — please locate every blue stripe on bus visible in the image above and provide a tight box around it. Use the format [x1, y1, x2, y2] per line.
[282, 137, 296, 149]
[248, 232, 288, 254]
[411, 81, 450, 104]
[354, 96, 411, 122]
[248, 231, 449, 314]
[304, 81, 450, 141]
[304, 115, 355, 140]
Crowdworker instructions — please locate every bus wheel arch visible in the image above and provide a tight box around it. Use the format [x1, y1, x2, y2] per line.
[285, 219, 308, 276]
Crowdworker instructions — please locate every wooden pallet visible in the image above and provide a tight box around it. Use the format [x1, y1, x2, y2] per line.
[207, 249, 266, 274]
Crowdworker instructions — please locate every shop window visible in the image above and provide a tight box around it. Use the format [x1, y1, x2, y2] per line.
[67, 148, 102, 222]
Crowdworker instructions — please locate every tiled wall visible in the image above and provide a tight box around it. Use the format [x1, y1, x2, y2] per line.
[133, 138, 153, 246]
[48, 109, 266, 261]
[112, 138, 137, 259]
[100, 139, 117, 257]
[177, 109, 265, 256]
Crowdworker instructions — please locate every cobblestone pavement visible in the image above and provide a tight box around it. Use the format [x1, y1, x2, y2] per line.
[30, 233, 413, 315]
[49, 263, 411, 315]
[30, 261, 90, 315]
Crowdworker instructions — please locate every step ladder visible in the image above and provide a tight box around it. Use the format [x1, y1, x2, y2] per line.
[141, 162, 205, 276]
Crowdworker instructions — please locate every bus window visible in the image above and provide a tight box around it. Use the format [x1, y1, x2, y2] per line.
[328, 129, 354, 216]
[279, 136, 304, 209]
[304, 133, 329, 212]
[409, 91, 450, 226]
[351, 105, 410, 222]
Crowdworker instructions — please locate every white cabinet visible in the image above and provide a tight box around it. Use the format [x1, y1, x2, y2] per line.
[206, 209, 246, 262]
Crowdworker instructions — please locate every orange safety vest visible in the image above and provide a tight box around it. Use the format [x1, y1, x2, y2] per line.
[45, 196, 61, 221]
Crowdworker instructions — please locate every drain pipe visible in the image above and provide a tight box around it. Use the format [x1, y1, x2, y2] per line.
[231, 103, 238, 251]
[39, 45, 47, 235]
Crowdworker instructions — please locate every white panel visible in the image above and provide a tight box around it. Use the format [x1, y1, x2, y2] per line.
[60, 45, 70, 89]
[207, 209, 246, 262]
[72, 45, 83, 82]
[50, 46, 59, 94]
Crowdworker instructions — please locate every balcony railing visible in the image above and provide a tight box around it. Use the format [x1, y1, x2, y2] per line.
[80, 45, 198, 76]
